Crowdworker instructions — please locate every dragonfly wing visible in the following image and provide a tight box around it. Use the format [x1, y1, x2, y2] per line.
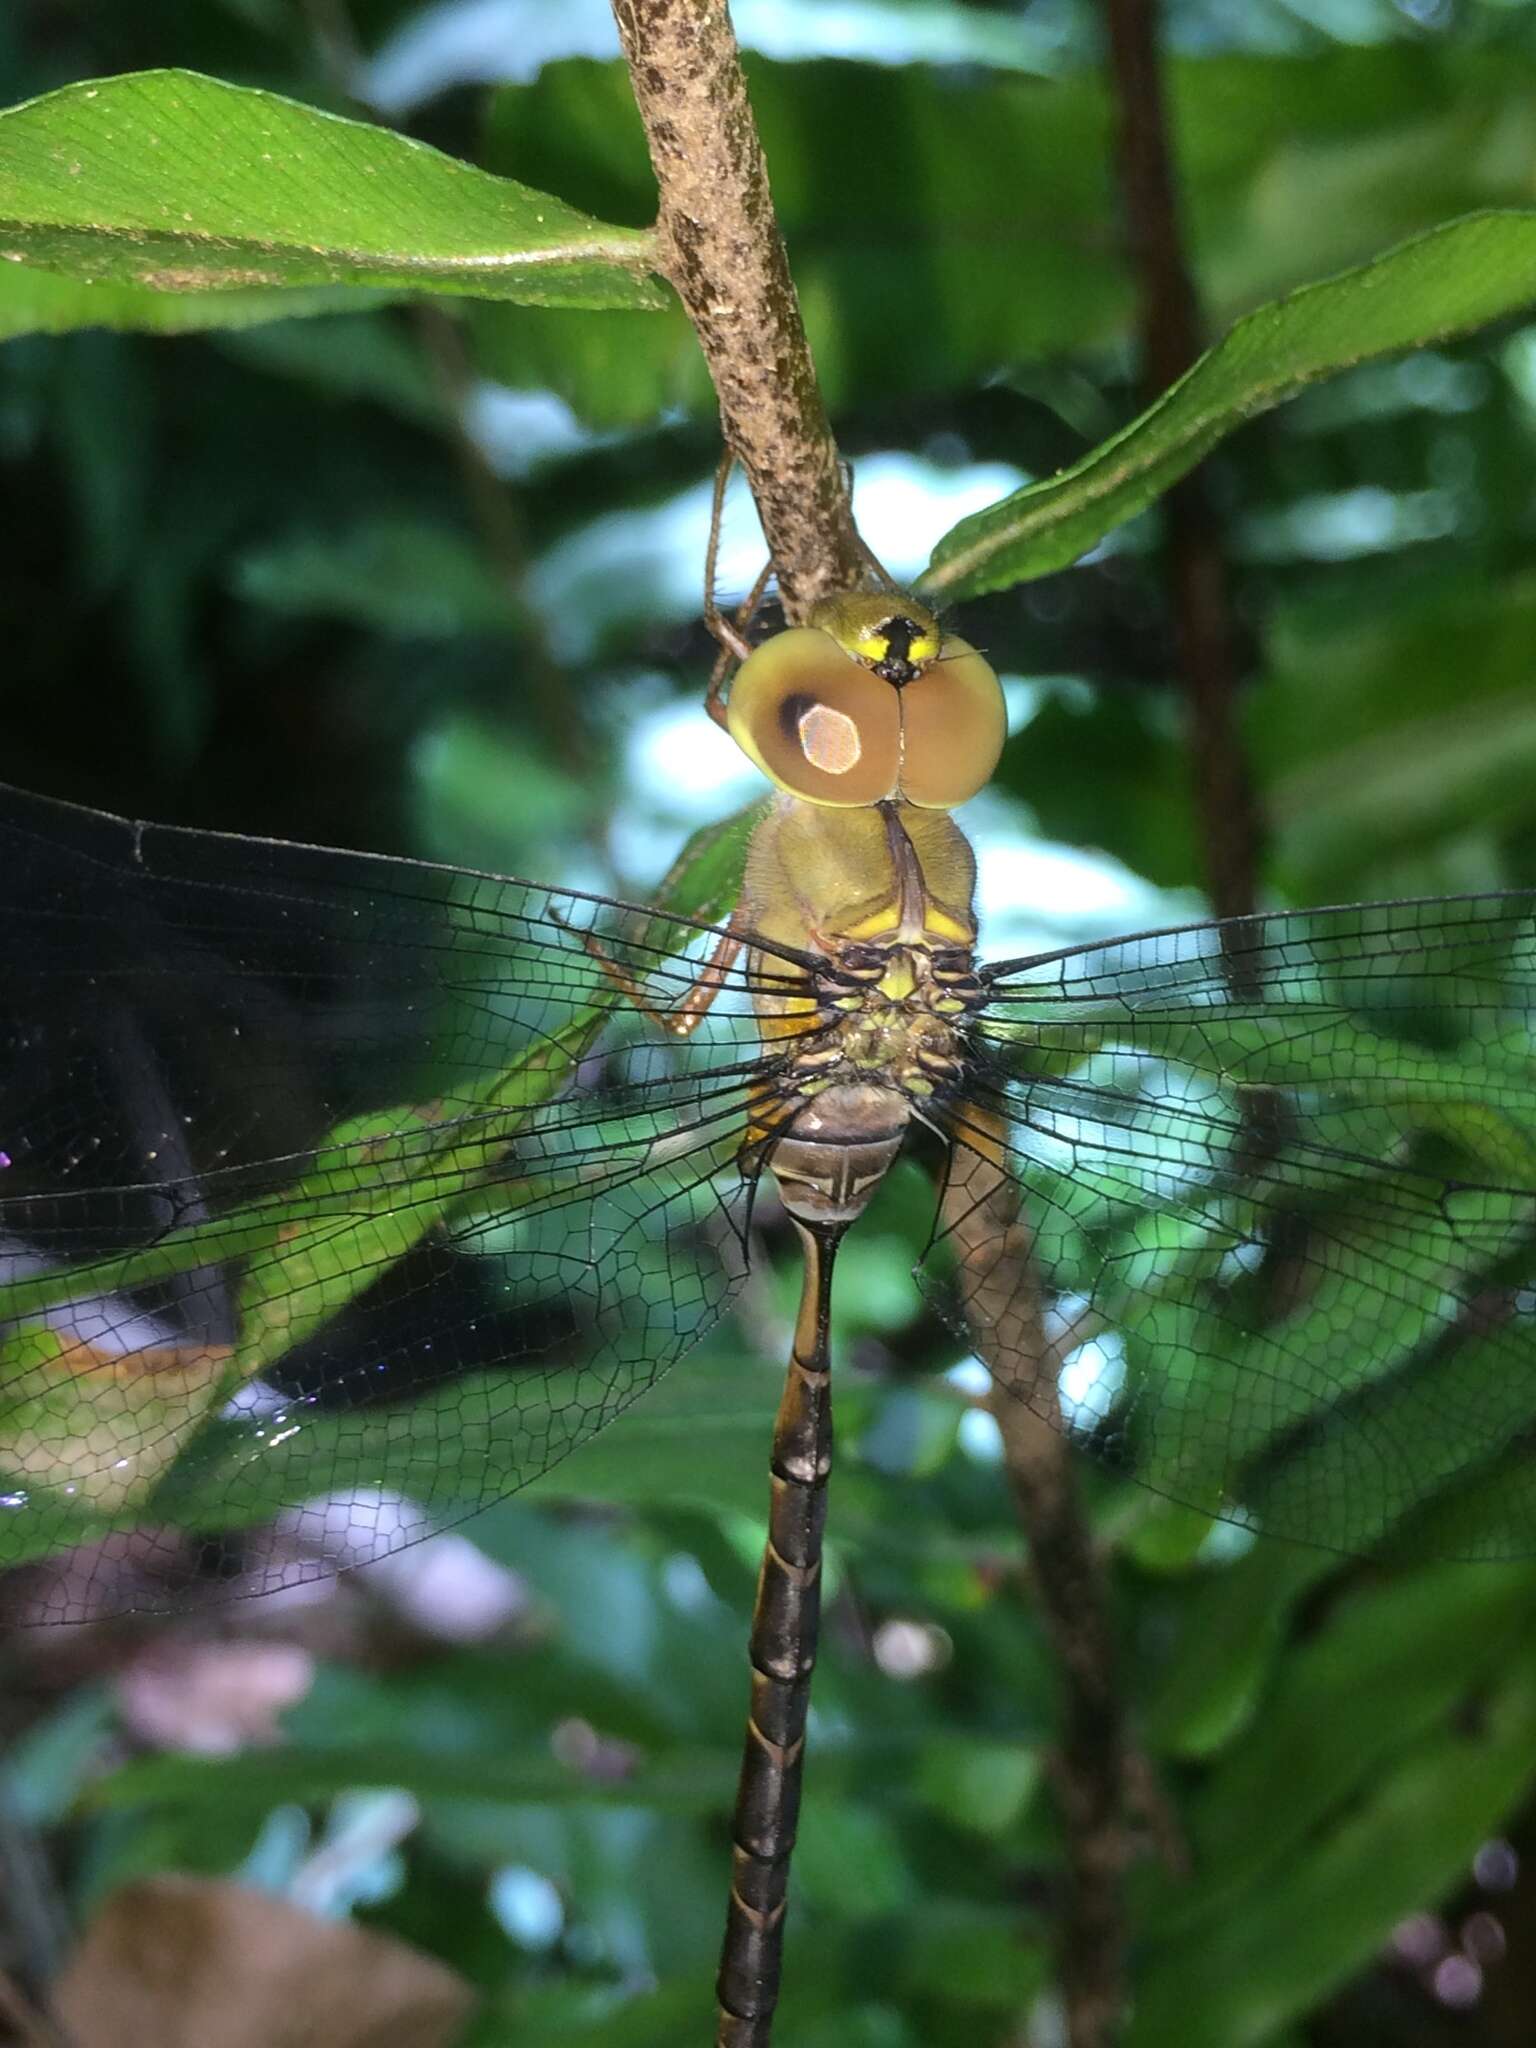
[0, 784, 789, 1617]
[929, 893, 1536, 1560]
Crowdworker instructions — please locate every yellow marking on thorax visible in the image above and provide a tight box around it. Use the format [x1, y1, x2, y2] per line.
[842, 900, 972, 947]
[843, 903, 902, 941]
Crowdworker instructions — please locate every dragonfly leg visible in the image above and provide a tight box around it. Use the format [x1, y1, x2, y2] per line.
[563, 914, 744, 1040]
[705, 560, 775, 730]
[703, 450, 776, 730]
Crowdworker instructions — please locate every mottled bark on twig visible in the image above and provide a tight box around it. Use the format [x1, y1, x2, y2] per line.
[610, 0, 864, 617]
[1103, 0, 1261, 923]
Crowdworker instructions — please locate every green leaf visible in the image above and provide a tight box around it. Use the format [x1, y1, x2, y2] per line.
[523, 1348, 779, 1517]
[232, 1012, 599, 1379]
[85, 1742, 737, 1817]
[1256, 578, 1536, 897]
[231, 518, 522, 638]
[896, 1901, 1048, 2008]
[1129, 1638, 1536, 2047]
[0, 1322, 231, 1511]
[0, 70, 665, 326]
[474, 45, 1536, 428]
[0, 1687, 115, 1826]
[924, 210, 1536, 600]
[0, 260, 390, 340]
[640, 800, 767, 950]
[1153, 1564, 1536, 1936]
[0, 1006, 599, 1520]
[215, 310, 446, 425]
[1144, 1543, 1332, 1760]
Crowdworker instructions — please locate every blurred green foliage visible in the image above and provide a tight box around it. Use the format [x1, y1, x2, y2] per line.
[10, 2, 1536, 2045]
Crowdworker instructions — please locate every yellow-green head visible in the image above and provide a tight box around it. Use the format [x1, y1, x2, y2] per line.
[725, 589, 1004, 811]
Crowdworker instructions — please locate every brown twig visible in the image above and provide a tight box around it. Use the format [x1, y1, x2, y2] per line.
[990, 1396, 1128, 2048]
[411, 305, 586, 769]
[299, 0, 585, 772]
[1102, 0, 1261, 922]
[610, 0, 865, 619]
[944, 1116, 1130, 2048]
[0, 1969, 72, 2048]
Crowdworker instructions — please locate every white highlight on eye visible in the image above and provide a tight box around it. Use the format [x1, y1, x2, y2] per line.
[798, 702, 862, 773]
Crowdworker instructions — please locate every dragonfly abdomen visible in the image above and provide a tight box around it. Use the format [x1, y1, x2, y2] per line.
[766, 1082, 908, 1227]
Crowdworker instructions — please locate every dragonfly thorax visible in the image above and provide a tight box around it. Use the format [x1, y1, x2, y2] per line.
[808, 939, 978, 1098]
[763, 940, 980, 1228]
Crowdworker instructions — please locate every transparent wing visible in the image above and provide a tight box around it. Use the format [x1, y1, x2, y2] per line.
[0, 783, 808, 1619]
[933, 894, 1536, 1559]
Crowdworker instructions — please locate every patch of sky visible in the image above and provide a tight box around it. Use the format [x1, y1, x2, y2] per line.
[946, 1355, 992, 1398]
[662, 1550, 718, 1614]
[489, 1864, 566, 1950]
[1216, 1237, 1267, 1286]
[1284, 352, 1487, 434]
[965, 787, 1201, 960]
[1196, 1511, 1258, 1563]
[466, 383, 614, 479]
[1252, 0, 1427, 41]
[1000, 674, 1096, 735]
[361, 0, 1069, 112]
[603, 674, 757, 890]
[1058, 1329, 1126, 1434]
[943, 1303, 1132, 1453]
[1236, 484, 1464, 565]
[362, 0, 619, 110]
[957, 1405, 1004, 1464]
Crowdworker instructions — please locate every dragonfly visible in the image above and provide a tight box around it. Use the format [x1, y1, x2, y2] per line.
[4, 542, 1536, 2044]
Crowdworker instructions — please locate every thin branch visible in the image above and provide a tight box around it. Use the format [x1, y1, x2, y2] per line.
[0, 1780, 70, 2000]
[1102, 0, 1261, 923]
[0, 1970, 71, 2048]
[610, 0, 864, 618]
[944, 1120, 1130, 2048]
[412, 305, 584, 769]
[988, 1392, 1127, 2048]
[300, 0, 585, 771]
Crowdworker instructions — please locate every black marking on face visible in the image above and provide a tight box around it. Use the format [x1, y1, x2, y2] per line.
[873, 616, 925, 686]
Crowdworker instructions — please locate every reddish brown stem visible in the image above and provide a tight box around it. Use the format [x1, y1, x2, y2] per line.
[945, 1119, 1130, 2048]
[1102, 0, 1261, 922]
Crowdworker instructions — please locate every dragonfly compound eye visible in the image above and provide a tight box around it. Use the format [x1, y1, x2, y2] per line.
[895, 633, 1006, 808]
[726, 611, 1006, 812]
[727, 626, 903, 805]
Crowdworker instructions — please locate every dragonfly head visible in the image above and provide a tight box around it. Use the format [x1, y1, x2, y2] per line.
[724, 589, 1004, 811]
[811, 593, 941, 685]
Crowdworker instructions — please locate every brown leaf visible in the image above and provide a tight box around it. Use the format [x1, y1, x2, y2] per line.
[52, 1876, 473, 2048]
